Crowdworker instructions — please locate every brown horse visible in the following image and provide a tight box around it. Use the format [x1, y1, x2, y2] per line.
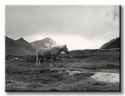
[36, 45, 69, 67]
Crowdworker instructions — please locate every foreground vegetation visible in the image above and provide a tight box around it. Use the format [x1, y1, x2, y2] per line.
[6, 49, 120, 92]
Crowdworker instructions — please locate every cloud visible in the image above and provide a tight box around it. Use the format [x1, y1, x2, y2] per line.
[6, 6, 120, 50]
[112, 6, 119, 21]
[24, 34, 107, 50]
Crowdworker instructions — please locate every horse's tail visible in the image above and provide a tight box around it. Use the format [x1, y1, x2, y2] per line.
[36, 50, 38, 65]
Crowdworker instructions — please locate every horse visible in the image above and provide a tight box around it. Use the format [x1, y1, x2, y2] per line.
[36, 45, 69, 67]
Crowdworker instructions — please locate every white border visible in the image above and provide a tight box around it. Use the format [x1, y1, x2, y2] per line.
[0, 0, 124, 96]
[4, 0, 125, 5]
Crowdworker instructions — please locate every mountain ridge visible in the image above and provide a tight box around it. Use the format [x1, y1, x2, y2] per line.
[5, 36, 30, 56]
[100, 37, 120, 49]
[16, 37, 36, 55]
[31, 37, 57, 50]
[6, 36, 57, 56]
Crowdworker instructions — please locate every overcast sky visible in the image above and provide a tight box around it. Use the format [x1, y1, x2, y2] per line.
[6, 5, 119, 50]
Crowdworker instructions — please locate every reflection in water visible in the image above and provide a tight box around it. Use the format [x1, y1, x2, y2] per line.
[91, 72, 119, 83]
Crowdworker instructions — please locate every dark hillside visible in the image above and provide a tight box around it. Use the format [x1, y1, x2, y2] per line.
[5, 36, 30, 56]
[101, 37, 120, 49]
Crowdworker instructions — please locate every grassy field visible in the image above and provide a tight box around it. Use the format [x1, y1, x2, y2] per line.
[5, 49, 120, 92]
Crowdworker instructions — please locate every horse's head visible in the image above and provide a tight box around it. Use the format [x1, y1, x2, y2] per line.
[62, 45, 69, 55]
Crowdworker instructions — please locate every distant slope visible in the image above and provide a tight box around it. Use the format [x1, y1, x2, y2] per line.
[100, 37, 120, 49]
[5, 36, 30, 56]
[16, 37, 36, 55]
[31, 37, 57, 50]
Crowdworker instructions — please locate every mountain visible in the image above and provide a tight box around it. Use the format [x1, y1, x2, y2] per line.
[31, 37, 57, 50]
[100, 37, 120, 49]
[5, 36, 30, 56]
[16, 37, 36, 55]
[6, 36, 56, 56]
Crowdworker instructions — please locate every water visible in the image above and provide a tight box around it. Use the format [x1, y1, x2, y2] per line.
[91, 72, 119, 83]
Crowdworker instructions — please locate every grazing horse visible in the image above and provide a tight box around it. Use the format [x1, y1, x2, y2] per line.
[36, 45, 69, 67]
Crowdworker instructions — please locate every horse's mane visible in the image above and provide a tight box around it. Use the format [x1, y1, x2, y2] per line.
[52, 45, 65, 49]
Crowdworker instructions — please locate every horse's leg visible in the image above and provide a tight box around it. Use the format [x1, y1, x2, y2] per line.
[38, 57, 41, 65]
[53, 56, 56, 64]
[50, 56, 54, 67]
[36, 56, 40, 65]
[37, 56, 39, 65]
[41, 57, 44, 64]
[39, 56, 44, 65]
[50, 56, 56, 67]
[36, 52, 38, 65]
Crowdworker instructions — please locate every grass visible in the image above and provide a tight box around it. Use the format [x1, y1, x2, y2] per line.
[5, 49, 120, 92]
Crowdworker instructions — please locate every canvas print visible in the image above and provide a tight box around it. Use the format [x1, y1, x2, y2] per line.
[5, 5, 121, 92]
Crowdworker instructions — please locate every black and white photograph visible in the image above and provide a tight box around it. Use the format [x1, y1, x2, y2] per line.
[5, 5, 121, 92]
